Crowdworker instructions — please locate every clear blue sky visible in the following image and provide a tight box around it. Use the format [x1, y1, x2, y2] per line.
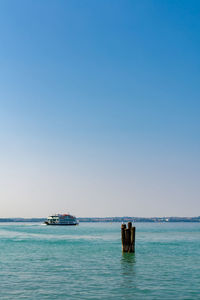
[0, 0, 199, 217]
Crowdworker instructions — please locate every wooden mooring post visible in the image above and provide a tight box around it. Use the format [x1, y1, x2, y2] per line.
[121, 222, 135, 253]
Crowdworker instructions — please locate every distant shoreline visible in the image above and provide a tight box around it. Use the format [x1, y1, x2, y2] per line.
[0, 217, 200, 223]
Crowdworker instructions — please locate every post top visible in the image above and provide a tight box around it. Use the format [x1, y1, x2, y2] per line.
[128, 222, 132, 229]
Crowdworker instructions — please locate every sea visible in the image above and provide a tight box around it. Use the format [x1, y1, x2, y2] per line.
[0, 222, 199, 299]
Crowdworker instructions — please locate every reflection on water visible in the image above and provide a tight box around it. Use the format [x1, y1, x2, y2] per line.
[120, 253, 137, 291]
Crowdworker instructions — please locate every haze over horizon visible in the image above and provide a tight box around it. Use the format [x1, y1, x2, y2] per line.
[0, 0, 199, 218]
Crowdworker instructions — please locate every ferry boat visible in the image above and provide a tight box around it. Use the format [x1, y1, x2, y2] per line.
[44, 214, 79, 226]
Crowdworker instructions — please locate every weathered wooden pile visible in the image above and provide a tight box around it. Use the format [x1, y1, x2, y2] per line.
[121, 222, 136, 253]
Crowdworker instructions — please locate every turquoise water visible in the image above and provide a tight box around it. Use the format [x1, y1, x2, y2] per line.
[0, 222, 199, 299]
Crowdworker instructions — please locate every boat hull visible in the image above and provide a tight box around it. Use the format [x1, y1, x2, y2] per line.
[44, 221, 78, 226]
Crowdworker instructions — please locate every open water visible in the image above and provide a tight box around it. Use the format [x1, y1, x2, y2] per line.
[0, 222, 199, 299]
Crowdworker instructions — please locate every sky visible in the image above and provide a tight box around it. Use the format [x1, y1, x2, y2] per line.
[0, 0, 199, 218]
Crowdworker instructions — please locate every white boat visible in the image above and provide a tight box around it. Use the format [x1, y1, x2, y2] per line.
[44, 214, 78, 226]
